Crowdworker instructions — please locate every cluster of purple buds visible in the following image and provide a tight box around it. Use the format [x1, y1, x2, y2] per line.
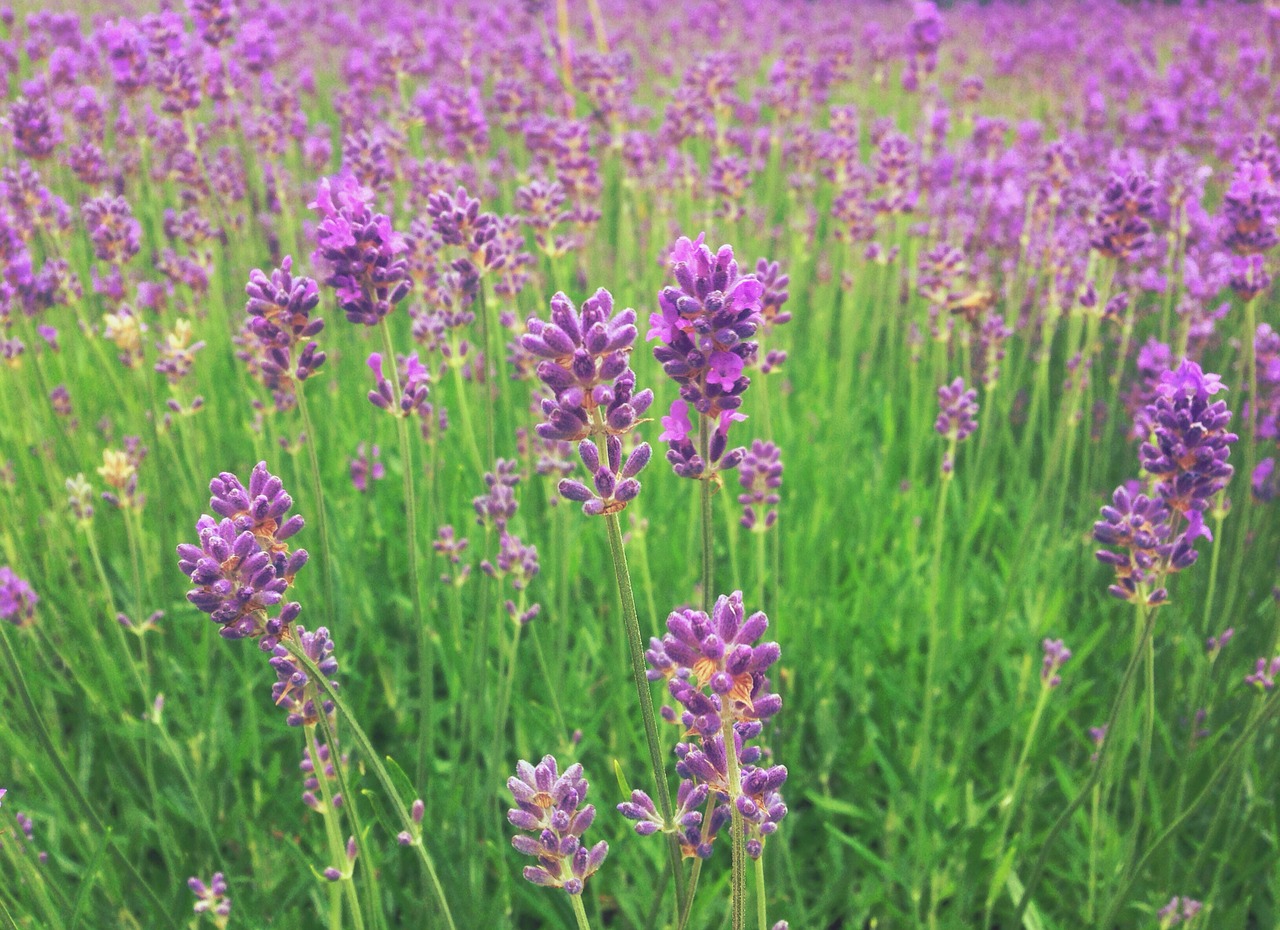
[524, 288, 653, 445]
[935, 376, 978, 475]
[9, 96, 60, 159]
[83, 194, 142, 265]
[243, 257, 327, 387]
[1138, 361, 1236, 519]
[738, 440, 782, 531]
[366, 351, 431, 421]
[349, 443, 385, 493]
[1245, 656, 1280, 691]
[474, 460, 520, 530]
[1157, 896, 1204, 927]
[309, 174, 412, 326]
[301, 738, 347, 812]
[902, 1, 943, 90]
[1040, 638, 1072, 688]
[175, 462, 306, 648]
[0, 566, 37, 627]
[433, 525, 471, 586]
[558, 436, 650, 516]
[1093, 484, 1194, 606]
[482, 531, 542, 625]
[1090, 171, 1157, 262]
[649, 234, 765, 476]
[426, 186, 508, 282]
[188, 873, 231, 928]
[269, 625, 338, 727]
[626, 592, 787, 860]
[507, 755, 608, 895]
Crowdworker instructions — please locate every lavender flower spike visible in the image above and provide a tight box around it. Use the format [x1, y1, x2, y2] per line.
[0, 566, 38, 627]
[935, 376, 978, 475]
[189, 872, 231, 928]
[507, 755, 608, 895]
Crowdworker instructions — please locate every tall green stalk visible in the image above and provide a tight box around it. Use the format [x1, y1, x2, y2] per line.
[295, 386, 338, 630]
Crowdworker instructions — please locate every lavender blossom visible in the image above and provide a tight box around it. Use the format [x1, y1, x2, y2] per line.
[1245, 656, 1280, 691]
[309, 174, 412, 326]
[0, 566, 37, 626]
[244, 256, 327, 388]
[1157, 896, 1204, 927]
[1040, 638, 1072, 688]
[1090, 171, 1157, 262]
[349, 443, 385, 493]
[935, 376, 978, 474]
[507, 755, 608, 895]
[176, 462, 306, 647]
[738, 440, 782, 531]
[189, 873, 232, 928]
[269, 624, 338, 727]
[83, 194, 142, 265]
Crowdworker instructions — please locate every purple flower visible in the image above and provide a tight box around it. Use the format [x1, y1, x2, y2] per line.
[1245, 656, 1280, 691]
[473, 459, 520, 530]
[507, 755, 608, 895]
[1157, 895, 1203, 927]
[1090, 171, 1157, 262]
[0, 566, 37, 627]
[83, 194, 142, 265]
[935, 376, 978, 474]
[243, 256, 327, 388]
[366, 351, 432, 421]
[1254, 458, 1279, 502]
[524, 288, 653, 445]
[188, 872, 231, 926]
[309, 174, 412, 326]
[1220, 158, 1280, 256]
[269, 624, 338, 727]
[349, 443, 385, 493]
[738, 440, 782, 531]
[557, 435, 650, 517]
[1040, 638, 1072, 688]
[9, 95, 60, 159]
[176, 463, 306, 647]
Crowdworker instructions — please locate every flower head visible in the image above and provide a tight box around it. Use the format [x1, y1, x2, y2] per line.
[189, 873, 231, 929]
[507, 755, 608, 895]
[0, 566, 37, 626]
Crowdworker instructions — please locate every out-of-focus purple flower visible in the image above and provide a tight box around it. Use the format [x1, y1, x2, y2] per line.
[1245, 656, 1280, 691]
[1090, 171, 1157, 261]
[433, 525, 471, 587]
[935, 376, 978, 474]
[366, 351, 432, 421]
[474, 459, 520, 530]
[189, 872, 232, 927]
[309, 174, 411, 326]
[269, 624, 338, 726]
[0, 566, 37, 626]
[83, 194, 141, 265]
[507, 755, 608, 895]
[1156, 896, 1203, 927]
[1040, 638, 1071, 688]
[1228, 253, 1272, 301]
[1206, 627, 1234, 659]
[738, 440, 782, 531]
[349, 443, 385, 493]
[1254, 458, 1279, 502]
[9, 95, 60, 159]
[1220, 158, 1280, 256]
[300, 736, 347, 812]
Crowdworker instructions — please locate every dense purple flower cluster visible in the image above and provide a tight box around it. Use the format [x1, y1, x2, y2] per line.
[176, 462, 306, 646]
[242, 257, 327, 393]
[1095, 361, 1235, 605]
[82, 194, 142, 265]
[650, 234, 764, 478]
[623, 592, 787, 861]
[935, 376, 978, 475]
[0, 566, 37, 627]
[507, 755, 607, 895]
[269, 624, 338, 727]
[309, 174, 412, 326]
[1089, 171, 1158, 262]
[188, 873, 231, 927]
[1040, 638, 1072, 688]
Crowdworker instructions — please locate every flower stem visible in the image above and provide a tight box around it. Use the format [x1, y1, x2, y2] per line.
[304, 724, 365, 930]
[722, 711, 747, 930]
[1013, 609, 1156, 927]
[284, 640, 457, 930]
[698, 418, 715, 612]
[602, 511, 688, 915]
[296, 386, 338, 630]
[570, 894, 593, 930]
[377, 319, 433, 783]
[676, 858, 703, 930]
[754, 854, 768, 930]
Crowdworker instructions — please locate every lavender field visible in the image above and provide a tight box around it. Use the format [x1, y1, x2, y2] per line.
[1, 1, 1279, 927]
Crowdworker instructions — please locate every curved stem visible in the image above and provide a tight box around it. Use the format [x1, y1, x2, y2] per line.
[1099, 692, 1280, 926]
[1013, 610, 1156, 926]
[304, 724, 364, 930]
[284, 640, 457, 930]
[603, 512, 688, 912]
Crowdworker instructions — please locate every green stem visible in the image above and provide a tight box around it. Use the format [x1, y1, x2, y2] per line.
[304, 724, 363, 930]
[602, 512, 688, 914]
[0, 624, 173, 921]
[377, 320, 432, 783]
[754, 855, 768, 930]
[722, 712, 747, 930]
[676, 858, 703, 930]
[699, 419, 715, 612]
[284, 640, 457, 930]
[296, 386, 338, 630]
[1099, 693, 1280, 927]
[570, 894, 593, 930]
[1013, 609, 1156, 927]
